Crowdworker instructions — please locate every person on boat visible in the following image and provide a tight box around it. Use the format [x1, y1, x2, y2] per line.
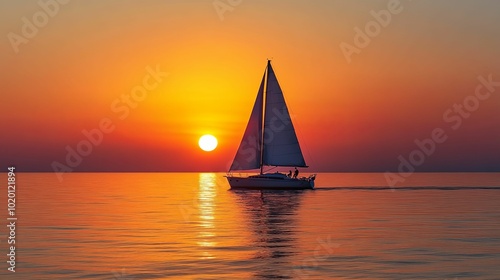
[293, 167, 299, 179]
[287, 170, 292, 177]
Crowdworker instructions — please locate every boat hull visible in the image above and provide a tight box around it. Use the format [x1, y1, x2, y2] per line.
[226, 174, 315, 190]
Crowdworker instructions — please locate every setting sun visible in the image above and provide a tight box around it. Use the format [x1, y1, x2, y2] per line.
[199, 134, 218, 152]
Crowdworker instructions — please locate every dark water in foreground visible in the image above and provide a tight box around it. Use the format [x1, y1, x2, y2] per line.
[0, 172, 499, 279]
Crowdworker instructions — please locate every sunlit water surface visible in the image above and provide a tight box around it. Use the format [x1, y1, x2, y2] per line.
[0, 172, 499, 279]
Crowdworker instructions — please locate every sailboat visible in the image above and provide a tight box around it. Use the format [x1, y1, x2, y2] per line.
[226, 60, 316, 190]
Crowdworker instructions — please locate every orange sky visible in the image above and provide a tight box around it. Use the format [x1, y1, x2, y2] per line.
[1, 0, 499, 172]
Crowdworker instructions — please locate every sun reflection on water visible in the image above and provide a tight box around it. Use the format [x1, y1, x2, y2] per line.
[197, 173, 217, 259]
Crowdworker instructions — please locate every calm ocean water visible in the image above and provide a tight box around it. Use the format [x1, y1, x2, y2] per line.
[0, 172, 499, 279]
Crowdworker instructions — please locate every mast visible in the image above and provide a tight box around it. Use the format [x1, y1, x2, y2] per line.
[259, 60, 271, 174]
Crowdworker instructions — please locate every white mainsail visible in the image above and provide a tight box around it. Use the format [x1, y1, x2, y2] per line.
[230, 61, 307, 172]
[229, 72, 265, 170]
[262, 62, 307, 167]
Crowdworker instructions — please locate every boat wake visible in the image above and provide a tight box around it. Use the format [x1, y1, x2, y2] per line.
[314, 186, 500, 191]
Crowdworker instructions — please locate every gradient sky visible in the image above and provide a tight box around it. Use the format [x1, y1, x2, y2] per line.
[1, 0, 499, 172]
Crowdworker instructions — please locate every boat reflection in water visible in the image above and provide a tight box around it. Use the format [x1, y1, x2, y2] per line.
[232, 189, 304, 279]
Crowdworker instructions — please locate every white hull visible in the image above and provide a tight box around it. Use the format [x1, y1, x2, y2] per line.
[226, 173, 315, 190]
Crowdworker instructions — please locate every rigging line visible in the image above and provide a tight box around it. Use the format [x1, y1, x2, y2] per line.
[265, 166, 278, 173]
[260, 60, 270, 175]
